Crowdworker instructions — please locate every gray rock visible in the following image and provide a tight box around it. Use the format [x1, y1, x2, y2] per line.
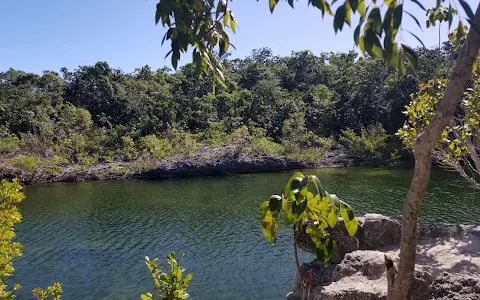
[332, 251, 386, 281]
[288, 260, 336, 300]
[431, 272, 480, 300]
[362, 214, 401, 249]
[419, 223, 464, 239]
[408, 269, 433, 300]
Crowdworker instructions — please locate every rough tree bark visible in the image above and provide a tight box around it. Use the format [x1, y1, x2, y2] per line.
[388, 4, 480, 300]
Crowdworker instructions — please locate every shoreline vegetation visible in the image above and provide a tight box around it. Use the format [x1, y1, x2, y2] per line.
[0, 146, 405, 186]
[1, 47, 455, 185]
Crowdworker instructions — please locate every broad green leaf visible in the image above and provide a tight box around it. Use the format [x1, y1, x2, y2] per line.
[230, 12, 237, 32]
[309, 175, 326, 198]
[393, 4, 403, 31]
[334, 4, 346, 33]
[357, 0, 366, 17]
[364, 31, 384, 58]
[344, 1, 352, 26]
[223, 10, 229, 26]
[327, 208, 338, 228]
[259, 200, 270, 218]
[269, 195, 282, 212]
[354, 24, 361, 45]
[284, 172, 304, 196]
[459, 0, 475, 20]
[141, 294, 151, 300]
[367, 6, 382, 35]
[292, 199, 307, 217]
[326, 192, 341, 213]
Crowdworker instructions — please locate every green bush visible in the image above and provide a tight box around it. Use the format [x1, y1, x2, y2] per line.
[9, 154, 68, 183]
[137, 135, 173, 160]
[251, 137, 284, 156]
[340, 124, 389, 159]
[0, 134, 20, 155]
[141, 252, 192, 300]
[168, 130, 199, 157]
[118, 136, 138, 161]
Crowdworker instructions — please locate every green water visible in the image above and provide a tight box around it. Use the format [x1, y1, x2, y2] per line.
[14, 167, 480, 299]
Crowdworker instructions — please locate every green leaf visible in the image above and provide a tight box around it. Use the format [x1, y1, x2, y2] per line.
[230, 12, 237, 32]
[223, 11, 229, 26]
[326, 192, 341, 213]
[411, 0, 426, 11]
[155, 3, 162, 25]
[354, 24, 361, 45]
[466, 18, 480, 36]
[459, 0, 475, 20]
[405, 30, 426, 48]
[284, 172, 304, 197]
[340, 201, 358, 237]
[292, 199, 307, 218]
[269, 195, 282, 212]
[357, 0, 366, 17]
[402, 43, 418, 70]
[141, 294, 151, 300]
[393, 4, 403, 31]
[288, 0, 294, 8]
[344, 1, 352, 26]
[364, 30, 384, 58]
[405, 11, 422, 29]
[334, 4, 346, 33]
[269, 0, 279, 13]
[309, 175, 326, 198]
[327, 208, 338, 228]
[367, 6, 383, 35]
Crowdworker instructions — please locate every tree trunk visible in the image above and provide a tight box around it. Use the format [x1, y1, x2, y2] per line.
[388, 4, 480, 300]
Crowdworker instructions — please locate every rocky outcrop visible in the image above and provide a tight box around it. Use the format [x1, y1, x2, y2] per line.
[289, 215, 480, 300]
[431, 272, 480, 299]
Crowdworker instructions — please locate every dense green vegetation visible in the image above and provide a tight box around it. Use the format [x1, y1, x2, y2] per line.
[0, 47, 456, 174]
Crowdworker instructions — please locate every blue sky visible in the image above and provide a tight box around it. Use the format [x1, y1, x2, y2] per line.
[0, 0, 477, 74]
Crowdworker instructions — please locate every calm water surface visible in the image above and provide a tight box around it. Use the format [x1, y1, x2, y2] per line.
[15, 167, 480, 299]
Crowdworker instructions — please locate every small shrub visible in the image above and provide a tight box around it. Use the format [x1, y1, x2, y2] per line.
[118, 136, 138, 161]
[0, 134, 20, 155]
[141, 252, 192, 300]
[9, 154, 68, 183]
[251, 137, 284, 156]
[340, 124, 389, 159]
[32, 283, 63, 300]
[168, 130, 198, 157]
[137, 135, 173, 160]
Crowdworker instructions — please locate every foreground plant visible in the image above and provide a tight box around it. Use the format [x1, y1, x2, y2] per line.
[32, 283, 63, 300]
[259, 172, 358, 298]
[141, 252, 192, 300]
[0, 179, 62, 300]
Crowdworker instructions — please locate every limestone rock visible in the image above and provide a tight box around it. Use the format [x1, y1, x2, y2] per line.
[431, 272, 480, 300]
[362, 214, 401, 249]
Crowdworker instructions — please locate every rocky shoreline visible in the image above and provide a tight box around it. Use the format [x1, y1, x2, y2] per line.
[0, 150, 399, 185]
[289, 214, 480, 300]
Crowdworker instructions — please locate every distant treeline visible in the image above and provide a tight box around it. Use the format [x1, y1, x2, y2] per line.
[0, 46, 456, 166]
